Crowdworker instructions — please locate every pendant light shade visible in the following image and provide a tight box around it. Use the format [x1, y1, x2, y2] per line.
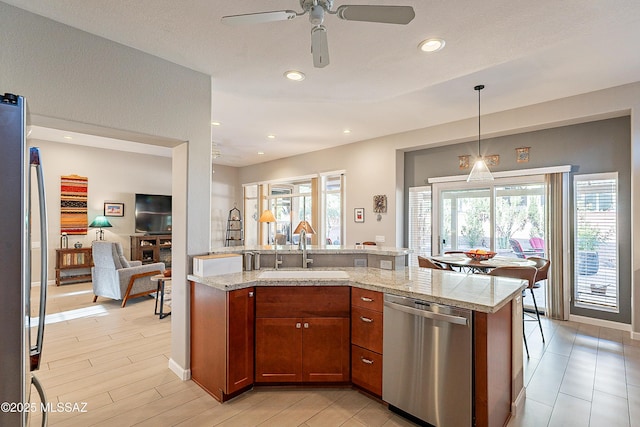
[467, 84, 494, 182]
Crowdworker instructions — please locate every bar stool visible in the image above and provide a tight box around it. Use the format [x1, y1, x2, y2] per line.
[488, 266, 538, 358]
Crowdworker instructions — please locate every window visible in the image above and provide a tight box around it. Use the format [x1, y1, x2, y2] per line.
[243, 184, 258, 246]
[322, 174, 343, 245]
[408, 186, 432, 267]
[573, 173, 618, 312]
[248, 173, 345, 245]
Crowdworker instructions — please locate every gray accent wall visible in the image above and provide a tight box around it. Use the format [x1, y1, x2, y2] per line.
[405, 117, 631, 324]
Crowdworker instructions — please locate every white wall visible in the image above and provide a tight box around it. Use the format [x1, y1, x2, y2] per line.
[29, 139, 172, 280]
[1, 2, 211, 378]
[211, 164, 242, 249]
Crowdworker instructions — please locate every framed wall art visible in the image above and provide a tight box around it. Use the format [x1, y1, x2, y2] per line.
[516, 147, 530, 163]
[354, 208, 364, 223]
[104, 202, 124, 217]
[373, 194, 387, 213]
[458, 155, 470, 170]
[485, 155, 500, 166]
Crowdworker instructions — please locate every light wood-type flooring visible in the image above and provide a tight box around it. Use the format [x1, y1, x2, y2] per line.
[28, 282, 640, 426]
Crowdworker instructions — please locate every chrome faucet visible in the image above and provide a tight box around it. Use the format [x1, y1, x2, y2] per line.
[299, 229, 313, 268]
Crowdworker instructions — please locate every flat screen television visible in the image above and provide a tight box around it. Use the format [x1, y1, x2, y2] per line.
[135, 194, 172, 235]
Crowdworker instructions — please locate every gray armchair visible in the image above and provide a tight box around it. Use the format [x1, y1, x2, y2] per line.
[91, 241, 165, 307]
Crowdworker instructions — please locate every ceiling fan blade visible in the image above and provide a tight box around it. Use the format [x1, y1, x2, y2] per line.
[335, 5, 415, 25]
[221, 10, 298, 25]
[311, 26, 330, 68]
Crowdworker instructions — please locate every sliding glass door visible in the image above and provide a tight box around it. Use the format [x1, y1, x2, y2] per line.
[434, 175, 546, 311]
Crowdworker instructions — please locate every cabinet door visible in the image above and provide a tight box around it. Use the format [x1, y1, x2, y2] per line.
[190, 281, 226, 401]
[255, 318, 302, 383]
[302, 317, 350, 383]
[227, 288, 255, 394]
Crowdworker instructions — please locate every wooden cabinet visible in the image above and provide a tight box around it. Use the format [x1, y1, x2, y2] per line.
[255, 286, 350, 384]
[55, 247, 93, 286]
[130, 234, 172, 267]
[351, 288, 383, 396]
[190, 282, 254, 402]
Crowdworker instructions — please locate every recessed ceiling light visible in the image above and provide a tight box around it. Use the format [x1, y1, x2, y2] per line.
[343, 129, 351, 134]
[267, 134, 276, 139]
[284, 70, 305, 81]
[211, 121, 221, 126]
[418, 38, 445, 53]
[63, 135, 73, 140]
[257, 151, 265, 155]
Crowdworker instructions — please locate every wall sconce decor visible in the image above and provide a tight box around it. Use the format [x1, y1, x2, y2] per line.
[373, 195, 387, 213]
[485, 154, 500, 166]
[458, 155, 470, 170]
[516, 147, 530, 163]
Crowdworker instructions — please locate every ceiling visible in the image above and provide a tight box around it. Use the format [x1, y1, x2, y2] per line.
[7, 0, 640, 166]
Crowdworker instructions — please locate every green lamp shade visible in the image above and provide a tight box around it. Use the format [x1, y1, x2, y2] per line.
[89, 216, 113, 228]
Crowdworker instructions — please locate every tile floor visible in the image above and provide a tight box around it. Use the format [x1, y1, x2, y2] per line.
[29, 282, 640, 426]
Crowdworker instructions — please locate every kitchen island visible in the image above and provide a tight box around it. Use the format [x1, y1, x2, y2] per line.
[188, 266, 526, 427]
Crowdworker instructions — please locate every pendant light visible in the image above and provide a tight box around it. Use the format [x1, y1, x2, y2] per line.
[467, 84, 494, 182]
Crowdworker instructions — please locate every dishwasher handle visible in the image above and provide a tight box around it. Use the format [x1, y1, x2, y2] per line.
[384, 300, 469, 326]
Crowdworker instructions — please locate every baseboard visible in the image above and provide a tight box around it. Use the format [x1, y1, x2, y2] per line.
[568, 314, 632, 333]
[168, 358, 191, 381]
[512, 386, 526, 417]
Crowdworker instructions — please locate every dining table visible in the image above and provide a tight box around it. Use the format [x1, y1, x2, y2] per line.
[430, 253, 536, 273]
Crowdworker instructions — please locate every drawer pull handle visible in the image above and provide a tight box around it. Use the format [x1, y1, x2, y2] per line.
[361, 297, 374, 302]
[296, 323, 301, 329]
[361, 357, 374, 365]
[360, 316, 373, 323]
[248, 291, 254, 298]
[304, 322, 309, 328]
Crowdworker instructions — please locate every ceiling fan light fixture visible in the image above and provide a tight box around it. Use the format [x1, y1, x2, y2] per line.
[418, 38, 445, 53]
[284, 70, 305, 81]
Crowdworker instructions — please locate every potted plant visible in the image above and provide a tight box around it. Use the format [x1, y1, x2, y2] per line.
[576, 222, 605, 276]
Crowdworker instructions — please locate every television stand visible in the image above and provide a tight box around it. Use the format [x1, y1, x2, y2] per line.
[130, 234, 172, 267]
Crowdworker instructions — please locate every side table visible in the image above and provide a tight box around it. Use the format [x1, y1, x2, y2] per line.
[151, 274, 171, 319]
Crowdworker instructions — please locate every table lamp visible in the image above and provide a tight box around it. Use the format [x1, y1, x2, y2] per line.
[258, 209, 276, 245]
[294, 220, 316, 248]
[89, 215, 112, 241]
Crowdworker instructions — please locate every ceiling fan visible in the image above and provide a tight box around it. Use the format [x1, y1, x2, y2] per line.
[221, 0, 415, 68]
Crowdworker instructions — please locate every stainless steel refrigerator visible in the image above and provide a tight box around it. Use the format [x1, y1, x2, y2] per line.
[0, 93, 49, 426]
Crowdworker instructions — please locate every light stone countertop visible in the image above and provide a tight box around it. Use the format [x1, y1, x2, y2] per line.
[188, 266, 526, 314]
[206, 244, 411, 257]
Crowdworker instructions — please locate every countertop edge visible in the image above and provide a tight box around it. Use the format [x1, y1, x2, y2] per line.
[187, 269, 525, 314]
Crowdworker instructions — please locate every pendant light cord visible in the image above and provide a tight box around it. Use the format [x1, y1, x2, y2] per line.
[474, 84, 484, 157]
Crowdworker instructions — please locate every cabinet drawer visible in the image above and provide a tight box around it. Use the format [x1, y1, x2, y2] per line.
[351, 345, 382, 397]
[351, 288, 383, 312]
[351, 306, 383, 354]
[256, 286, 350, 318]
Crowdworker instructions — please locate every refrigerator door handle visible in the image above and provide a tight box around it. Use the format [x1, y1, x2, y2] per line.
[29, 147, 48, 371]
[31, 373, 48, 427]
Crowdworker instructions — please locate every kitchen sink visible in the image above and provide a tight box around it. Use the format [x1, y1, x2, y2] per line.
[258, 270, 349, 279]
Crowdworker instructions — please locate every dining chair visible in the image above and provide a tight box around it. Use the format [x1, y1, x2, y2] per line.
[417, 256, 450, 270]
[488, 266, 539, 358]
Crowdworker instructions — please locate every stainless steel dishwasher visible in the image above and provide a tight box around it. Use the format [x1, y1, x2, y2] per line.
[383, 294, 473, 427]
